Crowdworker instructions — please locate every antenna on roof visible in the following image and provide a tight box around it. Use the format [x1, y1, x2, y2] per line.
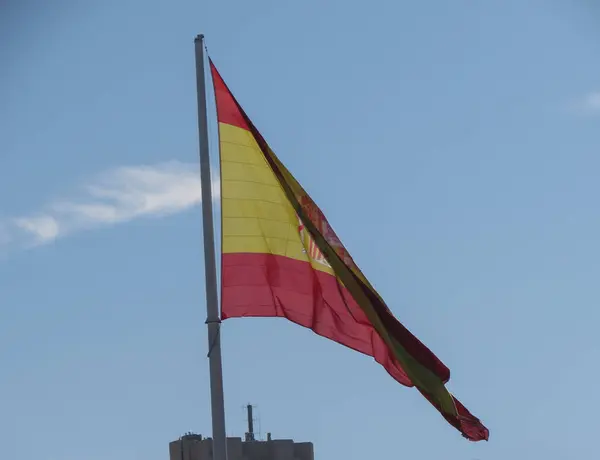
[244, 404, 256, 442]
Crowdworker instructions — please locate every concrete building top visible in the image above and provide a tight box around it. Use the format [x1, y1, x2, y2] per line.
[169, 434, 314, 460]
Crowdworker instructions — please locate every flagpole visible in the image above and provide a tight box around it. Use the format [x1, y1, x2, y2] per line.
[194, 34, 228, 460]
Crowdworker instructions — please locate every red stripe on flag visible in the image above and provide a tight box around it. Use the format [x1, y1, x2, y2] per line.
[221, 252, 488, 441]
[222, 252, 413, 386]
[211, 62, 250, 130]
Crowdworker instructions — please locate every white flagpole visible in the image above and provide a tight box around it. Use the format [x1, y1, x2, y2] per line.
[194, 34, 228, 460]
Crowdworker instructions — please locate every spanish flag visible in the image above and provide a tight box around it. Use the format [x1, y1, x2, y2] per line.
[211, 60, 488, 442]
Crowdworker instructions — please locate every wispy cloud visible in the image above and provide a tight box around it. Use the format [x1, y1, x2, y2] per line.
[572, 91, 600, 115]
[583, 91, 600, 112]
[14, 216, 60, 243]
[3, 161, 212, 247]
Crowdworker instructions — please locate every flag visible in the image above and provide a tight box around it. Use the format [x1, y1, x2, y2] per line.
[210, 60, 488, 442]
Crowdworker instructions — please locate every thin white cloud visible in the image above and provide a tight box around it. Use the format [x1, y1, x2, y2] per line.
[572, 91, 600, 115]
[14, 215, 60, 244]
[4, 161, 217, 247]
[583, 92, 600, 111]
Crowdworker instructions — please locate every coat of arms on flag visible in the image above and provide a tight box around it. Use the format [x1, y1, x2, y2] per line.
[297, 215, 330, 267]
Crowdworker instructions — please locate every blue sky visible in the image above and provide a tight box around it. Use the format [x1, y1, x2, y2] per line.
[2, 1, 600, 459]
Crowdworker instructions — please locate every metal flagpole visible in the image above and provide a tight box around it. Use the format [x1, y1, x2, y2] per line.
[194, 34, 228, 460]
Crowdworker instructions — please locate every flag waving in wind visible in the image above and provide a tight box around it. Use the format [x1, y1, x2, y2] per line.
[211, 60, 488, 442]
